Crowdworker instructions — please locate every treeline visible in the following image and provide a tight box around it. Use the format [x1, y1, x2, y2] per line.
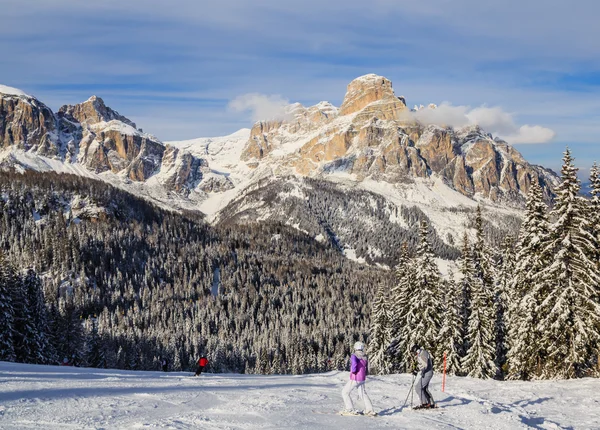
[369, 149, 600, 380]
[0, 170, 392, 373]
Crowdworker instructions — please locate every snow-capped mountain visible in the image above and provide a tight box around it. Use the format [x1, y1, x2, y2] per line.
[0, 75, 558, 263]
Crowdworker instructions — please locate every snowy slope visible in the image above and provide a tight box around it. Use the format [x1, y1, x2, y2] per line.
[1, 362, 598, 429]
[166, 129, 251, 170]
[0, 85, 30, 97]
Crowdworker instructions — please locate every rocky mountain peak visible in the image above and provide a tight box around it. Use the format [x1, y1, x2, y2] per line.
[239, 74, 557, 205]
[0, 89, 60, 157]
[339, 74, 406, 117]
[58, 96, 137, 129]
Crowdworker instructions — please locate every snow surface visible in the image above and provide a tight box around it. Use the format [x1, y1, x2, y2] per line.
[166, 129, 251, 170]
[0, 362, 598, 429]
[0, 85, 30, 97]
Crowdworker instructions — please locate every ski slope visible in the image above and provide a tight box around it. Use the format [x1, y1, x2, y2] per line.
[0, 362, 598, 429]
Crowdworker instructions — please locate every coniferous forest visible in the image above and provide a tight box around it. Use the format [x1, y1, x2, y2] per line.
[0, 170, 391, 373]
[1, 149, 599, 380]
[370, 149, 600, 380]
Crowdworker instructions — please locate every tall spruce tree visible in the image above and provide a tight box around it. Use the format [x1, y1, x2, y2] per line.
[85, 316, 105, 368]
[507, 181, 549, 380]
[494, 236, 514, 378]
[404, 221, 442, 362]
[459, 233, 475, 346]
[589, 162, 600, 267]
[368, 283, 392, 374]
[536, 148, 600, 378]
[462, 207, 497, 378]
[23, 269, 51, 364]
[389, 243, 411, 370]
[0, 253, 16, 361]
[10, 268, 37, 363]
[438, 273, 464, 375]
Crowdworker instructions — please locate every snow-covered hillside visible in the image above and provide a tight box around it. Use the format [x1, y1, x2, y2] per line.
[0, 362, 597, 429]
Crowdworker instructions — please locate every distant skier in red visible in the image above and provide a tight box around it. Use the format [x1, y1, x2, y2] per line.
[195, 356, 208, 376]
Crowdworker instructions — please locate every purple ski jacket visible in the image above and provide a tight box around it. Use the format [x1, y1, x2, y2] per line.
[350, 351, 368, 382]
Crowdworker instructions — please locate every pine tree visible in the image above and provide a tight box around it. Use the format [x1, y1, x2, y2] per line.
[462, 207, 497, 378]
[588, 162, 600, 267]
[506, 181, 549, 380]
[494, 236, 514, 378]
[438, 273, 464, 375]
[7, 265, 38, 363]
[23, 269, 52, 364]
[85, 316, 104, 368]
[458, 233, 474, 349]
[368, 283, 392, 374]
[54, 297, 85, 364]
[536, 148, 600, 378]
[403, 221, 443, 363]
[0, 253, 15, 362]
[389, 243, 412, 370]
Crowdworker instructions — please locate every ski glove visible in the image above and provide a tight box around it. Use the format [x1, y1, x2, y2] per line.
[411, 369, 418, 376]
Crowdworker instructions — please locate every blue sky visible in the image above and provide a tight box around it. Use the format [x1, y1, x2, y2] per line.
[2, 0, 600, 174]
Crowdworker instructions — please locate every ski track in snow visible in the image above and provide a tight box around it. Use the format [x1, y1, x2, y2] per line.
[0, 363, 598, 429]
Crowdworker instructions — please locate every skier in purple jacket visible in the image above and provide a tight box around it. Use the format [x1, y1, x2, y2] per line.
[341, 342, 376, 416]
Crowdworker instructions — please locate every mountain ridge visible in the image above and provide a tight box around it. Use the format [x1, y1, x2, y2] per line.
[0, 76, 558, 264]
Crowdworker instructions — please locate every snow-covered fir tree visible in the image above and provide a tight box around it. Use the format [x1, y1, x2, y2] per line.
[458, 233, 474, 349]
[23, 269, 51, 364]
[438, 272, 464, 375]
[368, 283, 393, 374]
[10, 268, 37, 364]
[535, 149, 600, 378]
[462, 207, 498, 378]
[588, 162, 600, 267]
[0, 253, 16, 362]
[84, 316, 104, 368]
[494, 236, 514, 378]
[506, 181, 549, 380]
[389, 242, 412, 370]
[403, 220, 443, 363]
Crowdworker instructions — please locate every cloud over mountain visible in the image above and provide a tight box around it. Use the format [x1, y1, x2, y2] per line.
[229, 93, 289, 122]
[411, 103, 555, 144]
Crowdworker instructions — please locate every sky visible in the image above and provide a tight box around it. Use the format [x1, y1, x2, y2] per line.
[2, 0, 600, 174]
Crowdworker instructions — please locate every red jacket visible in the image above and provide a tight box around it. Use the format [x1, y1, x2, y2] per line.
[199, 357, 208, 367]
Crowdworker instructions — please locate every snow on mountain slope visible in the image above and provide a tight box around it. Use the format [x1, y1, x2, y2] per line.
[0, 85, 30, 97]
[166, 128, 251, 170]
[0, 362, 598, 429]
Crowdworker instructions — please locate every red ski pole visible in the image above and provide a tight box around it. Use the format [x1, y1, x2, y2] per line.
[442, 352, 447, 392]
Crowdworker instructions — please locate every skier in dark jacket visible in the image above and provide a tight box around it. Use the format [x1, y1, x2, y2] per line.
[411, 344, 435, 409]
[161, 357, 169, 372]
[195, 356, 208, 376]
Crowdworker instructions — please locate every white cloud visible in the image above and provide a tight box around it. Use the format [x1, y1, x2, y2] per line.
[502, 125, 556, 144]
[228, 93, 289, 122]
[410, 103, 555, 144]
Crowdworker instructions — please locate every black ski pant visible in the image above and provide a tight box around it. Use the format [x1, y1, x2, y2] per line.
[195, 365, 205, 376]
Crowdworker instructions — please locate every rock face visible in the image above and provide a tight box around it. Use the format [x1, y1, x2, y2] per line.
[339, 74, 407, 120]
[0, 89, 227, 196]
[1, 75, 558, 212]
[159, 145, 206, 192]
[59, 96, 137, 128]
[239, 74, 557, 204]
[0, 90, 61, 157]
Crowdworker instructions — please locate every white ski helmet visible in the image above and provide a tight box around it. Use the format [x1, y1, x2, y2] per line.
[354, 341, 365, 351]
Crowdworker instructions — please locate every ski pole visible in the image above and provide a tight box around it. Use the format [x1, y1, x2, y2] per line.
[401, 373, 416, 410]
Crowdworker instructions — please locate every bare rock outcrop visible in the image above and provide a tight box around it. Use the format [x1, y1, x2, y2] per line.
[0, 90, 61, 157]
[59, 96, 137, 128]
[238, 74, 557, 204]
